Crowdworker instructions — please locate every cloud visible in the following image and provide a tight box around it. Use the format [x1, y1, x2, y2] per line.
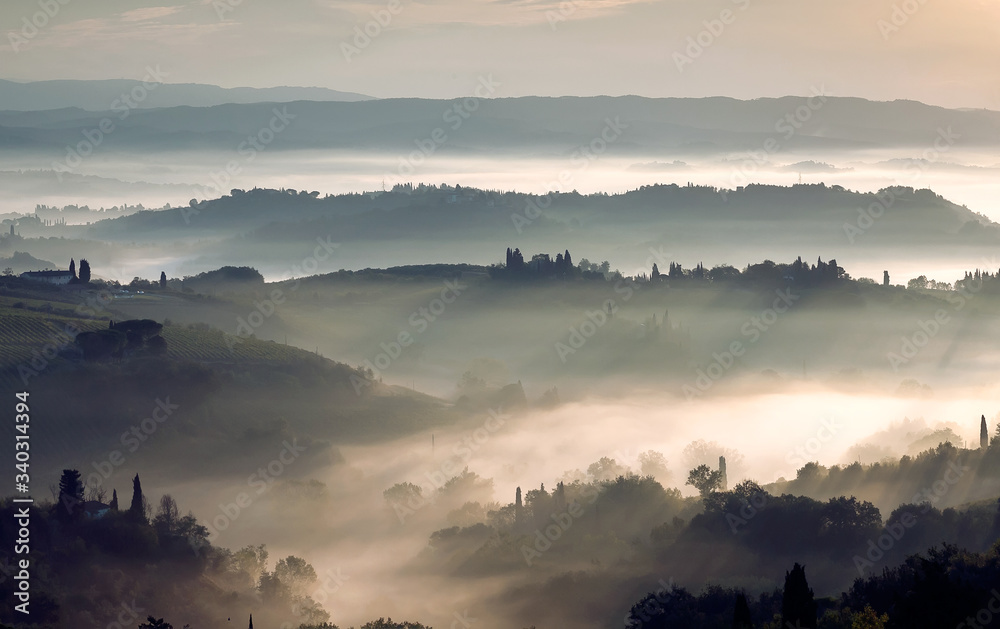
[119, 6, 185, 22]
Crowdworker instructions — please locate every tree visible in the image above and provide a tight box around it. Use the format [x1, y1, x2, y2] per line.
[588, 457, 629, 481]
[109, 488, 118, 510]
[781, 563, 817, 628]
[274, 555, 318, 595]
[159, 271, 167, 289]
[57, 469, 84, 524]
[686, 464, 723, 498]
[138, 616, 173, 629]
[78, 258, 91, 283]
[733, 591, 753, 629]
[982, 415, 989, 449]
[232, 544, 270, 587]
[651, 263, 660, 282]
[129, 474, 147, 523]
[153, 495, 179, 536]
[638, 450, 670, 482]
[75, 329, 127, 361]
[851, 605, 888, 629]
[69, 258, 76, 279]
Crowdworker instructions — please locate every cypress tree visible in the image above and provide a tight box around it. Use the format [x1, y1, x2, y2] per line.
[110, 489, 118, 510]
[733, 591, 753, 629]
[57, 469, 84, 524]
[129, 474, 146, 523]
[781, 563, 817, 628]
[982, 415, 989, 449]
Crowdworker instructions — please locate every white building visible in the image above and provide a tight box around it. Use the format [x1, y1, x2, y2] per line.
[19, 270, 74, 285]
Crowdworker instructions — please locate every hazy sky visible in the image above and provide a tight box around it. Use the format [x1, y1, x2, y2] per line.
[2, 0, 999, 108]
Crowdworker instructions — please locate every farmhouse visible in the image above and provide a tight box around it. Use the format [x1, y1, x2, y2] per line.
[19, 270, 74, 285]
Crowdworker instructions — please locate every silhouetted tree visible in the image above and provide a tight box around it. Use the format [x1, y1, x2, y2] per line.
[75, 329, 127, 361]
[69, 258, 76, 279]
[78, 258, 90, 283]
[130, 474, 147, 523]
[153, 495, 179, 537]
[159, 271, 167, 289]
[781, 563, 817, 628]
[138, 616, 173, 629]
[109, 489, 118, 511]
[733, 591, 753, 629]
[981, 415, 989, 449]
[686, 464, 723, 499]
[57, 469, 84, 525]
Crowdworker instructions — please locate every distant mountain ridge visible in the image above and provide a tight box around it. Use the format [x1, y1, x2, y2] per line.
[80, 182, 1000, 247]
[1, 95, 998, 154]
[0, 78, 374, 111]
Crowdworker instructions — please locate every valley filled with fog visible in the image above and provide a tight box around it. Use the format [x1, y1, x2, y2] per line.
[4, 92, 1000, 629]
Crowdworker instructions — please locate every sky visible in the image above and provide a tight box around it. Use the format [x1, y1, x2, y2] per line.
[1, 0, 999, 107]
